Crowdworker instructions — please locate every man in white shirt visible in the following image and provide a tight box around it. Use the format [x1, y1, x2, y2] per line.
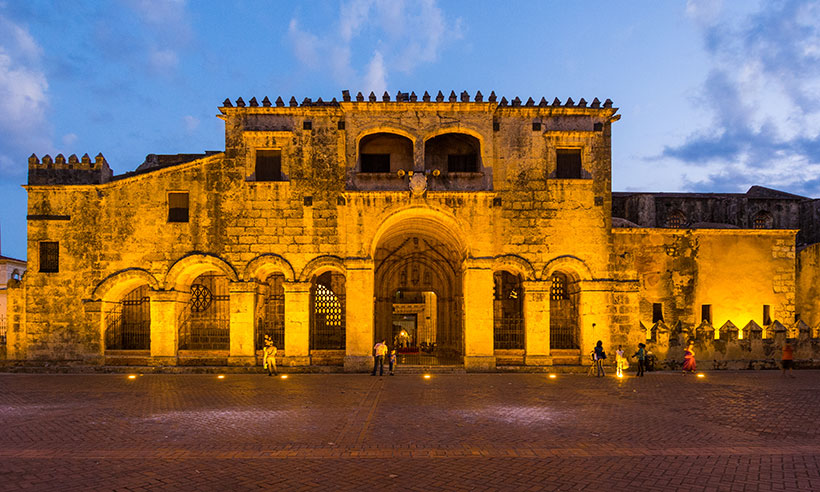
[371, 339, 387, 376]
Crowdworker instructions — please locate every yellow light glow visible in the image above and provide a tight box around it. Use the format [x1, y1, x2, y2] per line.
[217, 375, 225, 379]
[697, 373, 705, 378]
[617, 374, 623, 378]
[423, 374, 431, 379]
[548, 374, 557, 379]
[280, 375, 288, 379]
[127, 375, 137, 379]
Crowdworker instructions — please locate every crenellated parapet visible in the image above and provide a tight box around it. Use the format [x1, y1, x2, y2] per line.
[219, 90, 615, 111]
[28, 152, 113, 185]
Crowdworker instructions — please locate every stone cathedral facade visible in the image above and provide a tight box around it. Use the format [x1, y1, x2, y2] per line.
[7, 90, 820, 371]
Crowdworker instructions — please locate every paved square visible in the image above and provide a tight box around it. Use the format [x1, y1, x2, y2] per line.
[1, 370, 819, 491]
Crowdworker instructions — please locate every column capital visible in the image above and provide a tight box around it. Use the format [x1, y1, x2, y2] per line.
[522, 279, 551, 293]
[229, 280, 259, 294]
[344, 257, 374, 271]
[148, 289, 189, 303]
[283, 280, 311, 294]
[463, 257, 493, 270]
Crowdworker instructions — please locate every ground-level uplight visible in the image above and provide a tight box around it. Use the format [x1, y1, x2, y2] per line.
[696, 373, 706, 378]
[217, 375, 225, 379]
[548, 374, 557, 379]
[127, 375, 137, 380]
[423, 374, 431, 379]
[280, 375, 288, 379]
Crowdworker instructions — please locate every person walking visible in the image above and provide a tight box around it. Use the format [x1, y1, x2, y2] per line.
[781, 342, 795, 378]
[682, 341, 696, 374]
[262, 335, 278, 376]
[372, 339, 387, 376]
[632, 343, 646, 377]
[388, 349, 397, 376]
[615, 345, 626, 377]
[593, 340, 607, 377]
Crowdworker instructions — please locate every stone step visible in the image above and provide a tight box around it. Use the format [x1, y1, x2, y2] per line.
[392, 365, 466, 374]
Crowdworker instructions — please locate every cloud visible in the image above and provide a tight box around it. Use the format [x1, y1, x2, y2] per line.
[287, 0, 460, 92]
[115, 0, 192, 76]
[663, 0, 820, 195]
[0, 14, 52, 176]
[62, 133, 78, 146]
[364, 51, 387, 95]
[182, 115, 199, 133]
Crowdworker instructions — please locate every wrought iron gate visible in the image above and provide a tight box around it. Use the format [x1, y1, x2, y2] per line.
[550, 272, 579, 349]
[493, 271, 524, 349]
[310, 272, 345, 350]
[105, 285, 151, 350]
[257, 274, 285, 350]
[178, 274, 230, 350]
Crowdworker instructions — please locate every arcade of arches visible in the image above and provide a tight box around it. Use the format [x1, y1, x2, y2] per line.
[92, 217, 588, 371]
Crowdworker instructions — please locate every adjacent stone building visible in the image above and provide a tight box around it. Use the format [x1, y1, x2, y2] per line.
[6, 90, 817, 371]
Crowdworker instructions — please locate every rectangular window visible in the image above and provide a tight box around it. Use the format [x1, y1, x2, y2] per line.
[168, 192, 189, 223]
[360, 153, 390, 173]
[556, 149, 582, 178]
[39, 241, 59, 273]
[255, 150, 282, 181]
[447, 153, 477, 173]
[763, 305, 771, 325]
[652, 303, 664, 323]
[701, 304, 712, 324]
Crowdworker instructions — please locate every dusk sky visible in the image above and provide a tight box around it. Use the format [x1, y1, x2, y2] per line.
[1, 0, 819, 260]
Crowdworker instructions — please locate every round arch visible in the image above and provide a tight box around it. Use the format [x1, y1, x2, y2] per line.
[421, 126, 487, 150]
[540, 255, 593, 282]
[91, 268, 161, 302]
[164, 253, 238, 290]
[243, 254, 296, 282]
[369, 206, 471, 260]
[492, 255, 536, 281]
[355, 126, 418, 147]
[299, 255, 347, 282]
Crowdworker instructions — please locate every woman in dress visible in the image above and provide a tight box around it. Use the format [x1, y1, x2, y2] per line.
[682, 341, 696, 374]
[615, 345, 626, 377]
[263, 335, 278, 376]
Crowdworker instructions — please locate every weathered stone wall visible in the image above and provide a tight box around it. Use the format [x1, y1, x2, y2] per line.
[19, 97, 622, 368]
[613, 229, 796, 339]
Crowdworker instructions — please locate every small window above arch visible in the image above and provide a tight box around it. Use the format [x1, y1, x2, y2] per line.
[753, 211, 773, 229]
[666, 211, 686, 229]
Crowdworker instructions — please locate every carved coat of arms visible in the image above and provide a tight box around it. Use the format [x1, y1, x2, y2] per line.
[409, 173, 427, 196]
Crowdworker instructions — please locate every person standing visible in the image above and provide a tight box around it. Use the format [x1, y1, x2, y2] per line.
[262, 335, 278, 376]
[372, 339, 387, 376]
[388, 349, 397, 376]
[615, 345, 626, 377]
[593, 340, 607, 377]
[781, 342, 795, 378]
[632, 343, 646, 377]
[682, 341, 696, 375]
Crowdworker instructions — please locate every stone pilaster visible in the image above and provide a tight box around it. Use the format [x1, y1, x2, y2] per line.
[463, 260, 495, 371]
[523, 280, 551, 366]
[344, 259, 375, 372]
[283, 281, 311, 366]
[148, 289, 189, 364]
[228, 281, 258, 366]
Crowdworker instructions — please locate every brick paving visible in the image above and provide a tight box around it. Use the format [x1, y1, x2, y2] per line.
[1, 371, 819, 491]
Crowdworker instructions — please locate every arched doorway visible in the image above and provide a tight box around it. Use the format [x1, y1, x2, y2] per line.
[374, 225, 465, 365]
[178, 273, 230, 350]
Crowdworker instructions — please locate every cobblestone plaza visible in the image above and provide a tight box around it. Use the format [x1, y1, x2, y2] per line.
[2, 371, 819, 491]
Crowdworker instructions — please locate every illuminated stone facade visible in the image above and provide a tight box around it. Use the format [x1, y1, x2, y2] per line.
[7, 91, 817, 370]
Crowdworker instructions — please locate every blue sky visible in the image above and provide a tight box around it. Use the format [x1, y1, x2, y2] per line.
[1, 0, 819, 260]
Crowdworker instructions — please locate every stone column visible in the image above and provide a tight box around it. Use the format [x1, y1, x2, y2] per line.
[228, 281, 258, 366]
[344, 259, 375, 372]
[148, 289, 188, 365]
[523, 280, 551, 366]
[283, 281, 311, 366]
[463, 260, 495, 371]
